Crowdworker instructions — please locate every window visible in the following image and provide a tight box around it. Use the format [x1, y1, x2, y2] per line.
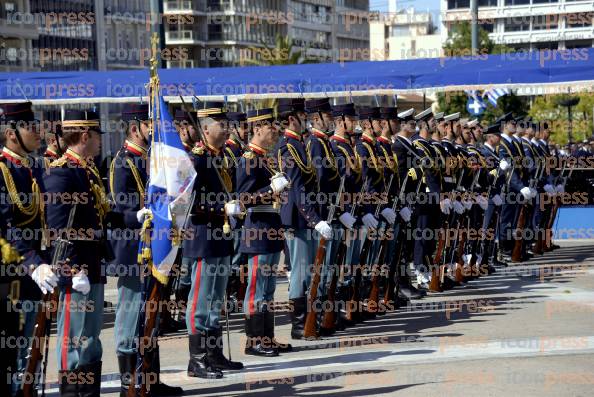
[504, 17, 530, 32]
[565, 39, 593, 49]
[504, 0, 529, 5]
[478, 0, 497, 6]
[532, 15, 559, 30]
[481, 22, 494, 32]
[566, 13, 593, 29]
[532, 0, 558, 3]
[448, 0, 470, 9]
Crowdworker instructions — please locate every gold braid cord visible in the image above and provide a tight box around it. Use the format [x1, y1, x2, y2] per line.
[362, 142, 384, 185]
[0, 237, 23, 264]
[0, 161, 40, 227]
[285, 143, 315, 184]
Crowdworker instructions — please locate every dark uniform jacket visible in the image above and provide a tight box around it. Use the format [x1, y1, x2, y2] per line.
[236, 144, 284, 255]
[108, 141, 148, 271]
[44, 149, 111, 285]
[499, 135, 525, 193]
[306, 129, 341, 221]
[183, 143, 234, 258]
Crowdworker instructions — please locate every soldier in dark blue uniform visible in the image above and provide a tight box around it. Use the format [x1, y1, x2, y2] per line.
[108, 103, 182, 397]
[41, 113, 64, 169]
[174, 109, 199, 153]
[236, 108, 292, 356]
[496, 113, 533, 261]
[276, 98, 332, 339]
[44, 109, 112, 396]
[0, 102, 47, 396]
[184, 102, 243, 379]
[411, 108, 443, 290]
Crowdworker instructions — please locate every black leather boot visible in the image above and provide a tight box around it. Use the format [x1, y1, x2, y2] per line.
[398, 276, 425, 299]
[118, 354, 135, 397]
[78, 361, 102, 397]
[206, 329, 244, 370]
[148, 347, 183, 396]
[244, 313, 278, 357]
[59, 370, 79, 397]
[290, 297, 307, 339]
[187, 332, 223, 379]
[264, 310, 292, 352]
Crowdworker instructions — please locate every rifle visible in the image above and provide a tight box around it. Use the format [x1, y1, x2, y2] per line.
[542, 158, 573, 251]
[129, 192, 195, 397]
[365, 174, 395, 314]
[21, 205, 77, 397]
[511, 159, 544, 262]
[303, 176, 345, 339]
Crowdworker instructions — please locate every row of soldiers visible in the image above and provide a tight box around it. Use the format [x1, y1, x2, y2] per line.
[0, 97, 567, 397]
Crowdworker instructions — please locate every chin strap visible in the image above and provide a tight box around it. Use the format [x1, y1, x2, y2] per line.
[12, 122, 32, 154]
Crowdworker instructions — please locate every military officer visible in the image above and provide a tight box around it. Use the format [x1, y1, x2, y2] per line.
[42, 109, 111, 396]
[276, 98, 332, 339]
[184, 102, 243, 379]
[42, 113, 64, 167]
[108, 103, 182, 396]
[236, 108, 292, 356]
[0, 102, 47, 396]
[175, 109, 199, 152]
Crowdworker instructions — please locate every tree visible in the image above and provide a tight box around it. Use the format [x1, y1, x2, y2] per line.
[437, 22, 527, 123]
[529, 93, 594, 145]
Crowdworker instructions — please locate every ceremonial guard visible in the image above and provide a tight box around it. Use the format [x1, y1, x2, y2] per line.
[276, 98, 332, 339]
[43, 109, 111, 396]
[236, 108, 292, 356]
[496, 113, 533, 261]
[108, 103, 182, 396]
[391, 108, 425, 299]
[411, 108, 443, 290]
[42, 114, 64, 168]
[0, 102, 46, 396]
[175, 109, 199, 152]
[184, 102, 243, 379]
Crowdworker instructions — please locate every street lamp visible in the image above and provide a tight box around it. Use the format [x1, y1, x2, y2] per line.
[557, 97, 580, 144]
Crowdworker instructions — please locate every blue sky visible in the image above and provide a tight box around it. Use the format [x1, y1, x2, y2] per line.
[370, 0, 442, 31]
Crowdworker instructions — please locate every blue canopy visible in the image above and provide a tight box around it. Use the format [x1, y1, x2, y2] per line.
[2, 49, 593, 104]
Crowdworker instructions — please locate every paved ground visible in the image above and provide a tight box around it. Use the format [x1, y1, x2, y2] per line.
[43, 240, 594, 396]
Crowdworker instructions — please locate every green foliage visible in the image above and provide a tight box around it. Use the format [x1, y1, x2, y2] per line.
[438, 21, 526, 123]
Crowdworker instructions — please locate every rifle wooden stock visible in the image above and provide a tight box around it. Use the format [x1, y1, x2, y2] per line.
[544, 197, 560, 251]
[21, 290, 58, 397]
[128, 280, 163, 397]
[320, 235, 347, 331]
[512, 205, 528, 262]
[366, 232, 389, 313]
[346, 237, 372, 322]
[382, 227, 404, 307]
[303, 238, 328, 339]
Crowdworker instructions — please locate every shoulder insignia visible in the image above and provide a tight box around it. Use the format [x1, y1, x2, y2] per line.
[489, 169, 498, 177]
[243, 151, 255, 160]
[192, 146, 205, 156]
[408, 168, 418, 181]
[50, 157, 68, 168]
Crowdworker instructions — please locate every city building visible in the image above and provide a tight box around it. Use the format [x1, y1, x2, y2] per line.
[369, 5, 441, 60]
[162, 0, 370, 68]
[441, 0, 594, 51]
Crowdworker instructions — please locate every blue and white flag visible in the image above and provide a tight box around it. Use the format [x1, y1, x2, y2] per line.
[146, 95, 196, 283]
[483, 88, 509, 107]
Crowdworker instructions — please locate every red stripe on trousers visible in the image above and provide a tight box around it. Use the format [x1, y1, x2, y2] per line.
[190, 259, 203, 334]
[248, 255, 259, 315]
[61, 286, 71, 371]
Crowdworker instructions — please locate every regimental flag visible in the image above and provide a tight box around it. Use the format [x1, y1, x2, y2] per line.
[143, 94, 197, 284]
[483, 88, 510, 107]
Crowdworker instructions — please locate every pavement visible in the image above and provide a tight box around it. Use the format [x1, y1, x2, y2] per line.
[42, 240, 594, 396]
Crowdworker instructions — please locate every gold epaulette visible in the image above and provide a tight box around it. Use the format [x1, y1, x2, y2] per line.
[243, 151, 255, 160]
[49, 156, 68, 168]
[192, 146, 205, 156]
[0, 237, 22, 264]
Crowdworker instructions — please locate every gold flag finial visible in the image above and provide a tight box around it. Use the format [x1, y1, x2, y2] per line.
[150, 32, 159, 77]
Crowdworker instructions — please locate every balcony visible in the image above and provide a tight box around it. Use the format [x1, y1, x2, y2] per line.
[164, 0, 206, 14]
[165, 30, 206, 45]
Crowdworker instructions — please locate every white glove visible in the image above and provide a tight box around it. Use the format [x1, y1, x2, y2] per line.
[72, 272, 90, 295]
[136, 207, 151, 223]
[499, 159, 510, 171]
[399, 206, 412, 222]
[555, 184, 564, 193]
[440, 199, 451, 215]
[529, 187, 537, 199]
[362, 213, 379, 229]
[492, 194, 503, 206]
[520, 186, 532, 200]
[381, 208, 396, 225]
[31, 264, 58, 294]
[314, 220, 333, 240]
[477, 195, 488, 210]
[224, 200, 243, 217]
[462, 200, 473, 210]
[338, 212, 356, 230]
[544, 184, 555, 194]
[453, 201, 464, 214]
[270, 173, 290, 194]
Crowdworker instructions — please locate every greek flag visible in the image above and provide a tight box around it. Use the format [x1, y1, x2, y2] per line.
[483, 88, 509, 107]
[145, 95, 196, 283]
